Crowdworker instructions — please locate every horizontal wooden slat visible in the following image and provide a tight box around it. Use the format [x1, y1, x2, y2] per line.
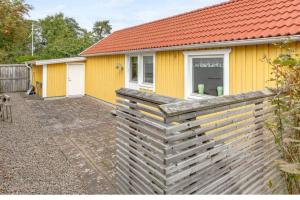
[165, 102, 266, 133]
[159, 89, 274, 117]
[164, 98, 273, 123]
[115, 88, 284, 194]
[117, 99, 164, 117]
[116, 88, 183, 106]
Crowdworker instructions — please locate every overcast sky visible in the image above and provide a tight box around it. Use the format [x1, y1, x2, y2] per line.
[26, 0, 228, 32]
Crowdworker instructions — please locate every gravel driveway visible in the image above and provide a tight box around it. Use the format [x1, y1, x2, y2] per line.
[0, 93, 117, 194]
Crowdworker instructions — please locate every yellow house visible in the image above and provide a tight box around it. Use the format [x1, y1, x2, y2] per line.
[29, 57, 86, 98]
[31, 0, 300, 104]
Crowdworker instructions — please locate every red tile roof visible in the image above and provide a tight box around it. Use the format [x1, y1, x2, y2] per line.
[81, 0, 300, 55]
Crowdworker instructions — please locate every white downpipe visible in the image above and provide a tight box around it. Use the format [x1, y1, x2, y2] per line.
[25, 63, 32, 87]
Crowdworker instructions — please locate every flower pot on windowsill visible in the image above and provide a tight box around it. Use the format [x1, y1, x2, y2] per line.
[198, 84, 205, 95]
[217, 86, 224, 96]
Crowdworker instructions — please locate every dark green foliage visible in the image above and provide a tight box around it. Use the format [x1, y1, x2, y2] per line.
[0, 1, 112, 63]
[92, 20, 112, 42]
[33, 13, 94, 60]
[15, 54, 37, 63]
[32, 16, 113, 60]
[0, 0, 32, 63]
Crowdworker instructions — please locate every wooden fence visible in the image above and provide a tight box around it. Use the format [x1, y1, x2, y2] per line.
[115, 88, 287, 194]
[0, 64, 30, 93]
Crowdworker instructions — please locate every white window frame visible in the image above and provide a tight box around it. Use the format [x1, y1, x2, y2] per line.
[128, 56, 139, 84]
[184, 49, 231, 100]
[125, 53, 156, 91]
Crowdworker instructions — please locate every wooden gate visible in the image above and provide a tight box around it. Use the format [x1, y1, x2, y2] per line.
[0, 64, 30, 93]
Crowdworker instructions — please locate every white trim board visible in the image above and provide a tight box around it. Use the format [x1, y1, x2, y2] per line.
[28, 57, 86, 66]
[66, 64, 69, 97]
[42, 64, 47, 98]
[184, 49, 231, 99]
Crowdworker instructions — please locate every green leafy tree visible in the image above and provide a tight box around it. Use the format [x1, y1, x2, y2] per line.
[34, 13, 93, 59]
[0, 0, 32, 63]
[0, 2, 112, 62]
[92, 20, 112, 42]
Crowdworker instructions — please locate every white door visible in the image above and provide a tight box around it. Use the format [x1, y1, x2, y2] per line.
[67, 64, 85, 97]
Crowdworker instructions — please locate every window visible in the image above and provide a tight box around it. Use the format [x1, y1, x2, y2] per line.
[130, 56, 138, 82]
[184, 49, 230, 99]
[192, 57, 224, 96]
[126, 53, 155, 91]
[143, 56, 154, 84]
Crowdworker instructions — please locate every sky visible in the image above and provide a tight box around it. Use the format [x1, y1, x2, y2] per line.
[26, 0, 228, 32]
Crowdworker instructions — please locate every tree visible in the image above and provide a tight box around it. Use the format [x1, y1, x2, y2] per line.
[0, 0, 32, 63]
[92, 20, 112, 42]
[0, 2, 112, 63]
[34, 13, 94, 59]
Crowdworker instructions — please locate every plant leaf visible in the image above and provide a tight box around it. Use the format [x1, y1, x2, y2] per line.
[268, 179, 273, 189]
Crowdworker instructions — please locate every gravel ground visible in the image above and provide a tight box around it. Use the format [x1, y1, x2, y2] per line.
[0, 93, 115, 194]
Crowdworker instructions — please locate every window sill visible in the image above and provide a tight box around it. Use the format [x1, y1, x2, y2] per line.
[187, 94, 217, 100]
[139, 83, 154, 91]
[127, 82, 155, 91]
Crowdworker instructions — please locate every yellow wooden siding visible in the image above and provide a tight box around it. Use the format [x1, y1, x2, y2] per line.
[47, 63, 66, 97]
[84, 42, 300, 103]
[229, 43, 300, 94]
[155, 51, 185, 98]
[155, 42, 300, 99]
[85, 55, 125, 104]
[32, 65, 43, 96]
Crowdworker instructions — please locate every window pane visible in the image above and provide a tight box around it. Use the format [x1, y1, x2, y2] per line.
[130, 57, 138, 82]
[192, 57, 224, 96]
[143, 56, 153, 84]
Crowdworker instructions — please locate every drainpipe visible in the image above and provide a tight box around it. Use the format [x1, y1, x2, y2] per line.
[25, 62, 32, 87]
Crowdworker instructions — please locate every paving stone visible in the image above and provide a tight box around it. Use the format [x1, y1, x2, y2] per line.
[0, 93, 117, 194]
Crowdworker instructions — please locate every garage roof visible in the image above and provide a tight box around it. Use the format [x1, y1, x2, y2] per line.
[26, 57, 86, 66]
[81, 0, 300, 56]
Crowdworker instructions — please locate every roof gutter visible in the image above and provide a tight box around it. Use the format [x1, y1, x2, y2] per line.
[82, 35, 300, 57]
[26, 57, 86, 66]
